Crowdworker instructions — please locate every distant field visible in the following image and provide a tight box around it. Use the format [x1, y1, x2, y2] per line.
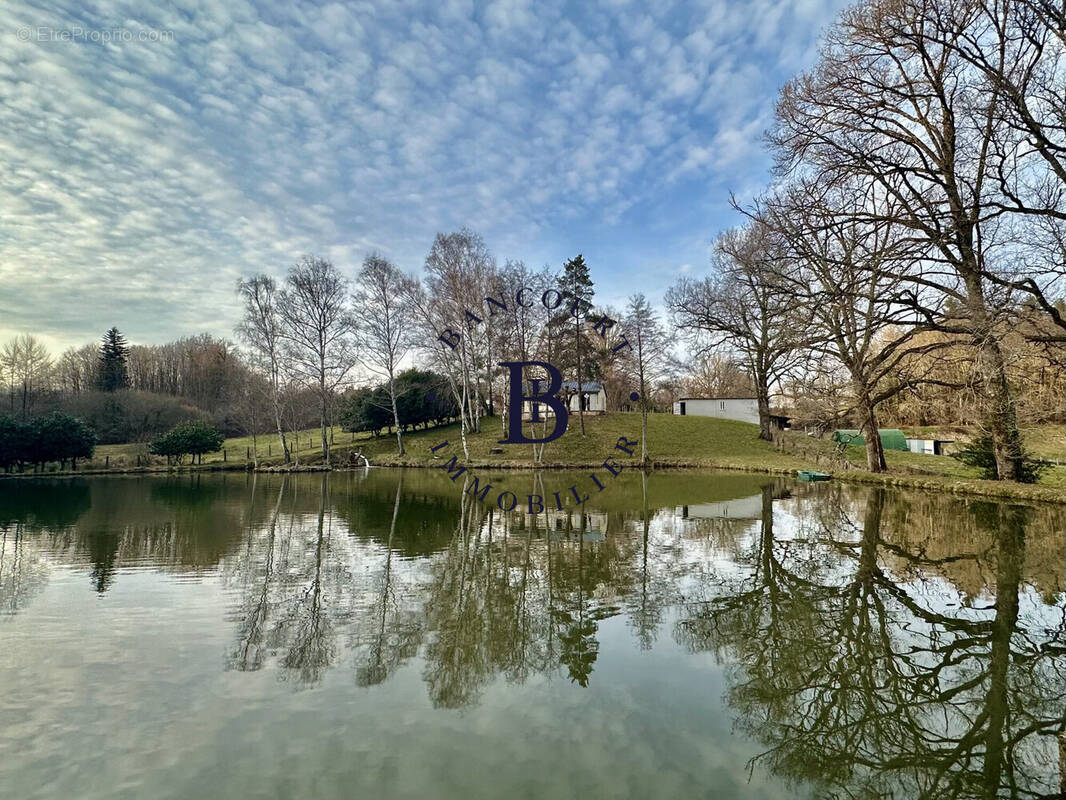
[90, 426, 373, 469]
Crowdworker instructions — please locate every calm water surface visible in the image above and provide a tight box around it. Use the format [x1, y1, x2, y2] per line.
[0, 469, 1064, 799]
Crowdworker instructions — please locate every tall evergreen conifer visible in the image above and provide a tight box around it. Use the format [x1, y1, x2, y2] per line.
[97, 327, 130, 392]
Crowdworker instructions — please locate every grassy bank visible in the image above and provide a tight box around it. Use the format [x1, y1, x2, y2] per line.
[10, 413, 1066, 504]
[899, 424, 1066, 464]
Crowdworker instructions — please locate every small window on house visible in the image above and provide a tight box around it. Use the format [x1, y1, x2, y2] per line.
[720, 401, 726, 410]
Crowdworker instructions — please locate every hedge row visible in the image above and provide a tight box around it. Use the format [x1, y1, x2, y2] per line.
[0, 413, 97, 472]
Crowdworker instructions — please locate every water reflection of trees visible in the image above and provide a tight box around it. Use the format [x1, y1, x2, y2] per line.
[2, 471, 1064, 794]
[676, 486, 1066, 799]
[0, 475, 252, 597]
[419, 473, 641, 706]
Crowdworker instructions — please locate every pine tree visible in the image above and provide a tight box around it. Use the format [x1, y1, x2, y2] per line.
[556, 254, 595, 434]
[97, 327, 130, 392]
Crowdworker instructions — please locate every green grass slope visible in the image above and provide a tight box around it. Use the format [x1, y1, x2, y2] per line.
[350, 413, 812, 473]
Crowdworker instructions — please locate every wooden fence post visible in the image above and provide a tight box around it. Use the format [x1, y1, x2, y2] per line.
[105, 455, 110, 468]
[223, 449, 227, 462]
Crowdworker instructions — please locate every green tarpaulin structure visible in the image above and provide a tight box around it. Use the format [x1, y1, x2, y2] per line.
[832, 428, 908, 451]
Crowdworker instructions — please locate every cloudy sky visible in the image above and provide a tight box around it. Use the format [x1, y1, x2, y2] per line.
[2, 0, 846, 351]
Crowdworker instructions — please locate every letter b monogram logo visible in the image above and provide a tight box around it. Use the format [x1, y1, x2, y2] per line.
[498, 361, 569, 444]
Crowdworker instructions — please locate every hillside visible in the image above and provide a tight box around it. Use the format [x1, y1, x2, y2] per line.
[43, 412, 1066, 503]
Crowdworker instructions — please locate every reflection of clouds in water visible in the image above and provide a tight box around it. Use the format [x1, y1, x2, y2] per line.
[0, 472, 1063, 798]
[677, 488, 1066, 799]
[0, 525, 51, 614]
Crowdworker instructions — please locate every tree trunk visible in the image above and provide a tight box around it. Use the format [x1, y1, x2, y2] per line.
[857, 391, 886, 472]
[575, 314, 585, 436]
[270, 377, 289, 464]
[963, 273, 1023, 480]
[389, 375, 404, 456]
[755, 374, 772, 441]
[641, 405, 648, 464]
[319, 361, 330, 465]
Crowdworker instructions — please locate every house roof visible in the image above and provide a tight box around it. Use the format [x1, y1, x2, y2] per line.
[523, 380, 603, 393]
[677, 396, 756, 401]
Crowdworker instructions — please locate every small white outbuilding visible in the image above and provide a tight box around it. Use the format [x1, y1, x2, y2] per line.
[672, 397, 760, 425]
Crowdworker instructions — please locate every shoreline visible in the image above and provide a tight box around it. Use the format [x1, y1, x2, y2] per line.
[3, 457, 1064, 506]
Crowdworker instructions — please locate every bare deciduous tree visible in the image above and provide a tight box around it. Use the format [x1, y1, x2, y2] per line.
[667, 223, 808, 441]
[416, 229, 496, 461]
[0, 334, 53, 420]
[757, 179, 951, 471]
[237, 274, 292, 463]
[770, 0, 1035, 479]
[624, 293, 672, 464]
[278, 256, 357, 466]
[354, 254, 417, 456]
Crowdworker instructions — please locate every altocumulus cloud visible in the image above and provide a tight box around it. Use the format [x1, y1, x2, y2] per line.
[0, 0, 847, 350]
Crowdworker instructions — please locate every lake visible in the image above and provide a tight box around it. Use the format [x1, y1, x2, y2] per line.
[1, 469, 1064, 799]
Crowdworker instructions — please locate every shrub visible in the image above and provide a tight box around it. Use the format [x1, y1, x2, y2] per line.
[0, 415, 27, 471]
[30, 413, 96, 469]
[150, 420, 224, 465]
[0, 413, 95, 472]
[340, 387, 392, 436]
[341, 370, 458, 436]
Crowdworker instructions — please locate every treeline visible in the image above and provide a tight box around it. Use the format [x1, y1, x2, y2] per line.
[0, 327, 324, 445]
[0, 413, 95, 473]
[666, 0, 1066, 481]
[6, 0, 1065, 483]
[234, 242, 667, 466]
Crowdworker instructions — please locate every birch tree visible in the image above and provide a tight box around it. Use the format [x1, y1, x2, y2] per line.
[353, 254, 417, 456]
[278, 256, 357, 466]
[237, 274, 291, 463]
[417, 229, 496, 461]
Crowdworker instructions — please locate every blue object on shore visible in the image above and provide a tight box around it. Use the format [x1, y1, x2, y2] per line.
[797, 470, 832, 482]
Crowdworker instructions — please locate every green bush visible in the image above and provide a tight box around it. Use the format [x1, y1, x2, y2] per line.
[0, 413, 96, 472]
[341, 370, 458, 436]
[340, 387, 392, 436]
[0, 415, 28, 471]
[150, 420, 224, 465]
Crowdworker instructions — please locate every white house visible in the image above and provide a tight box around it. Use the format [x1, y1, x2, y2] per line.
[523, 381, 606, 418]
[672, 397, 759, 425]
[676, 493, 764, 521]
[905, 437, 954, 456]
